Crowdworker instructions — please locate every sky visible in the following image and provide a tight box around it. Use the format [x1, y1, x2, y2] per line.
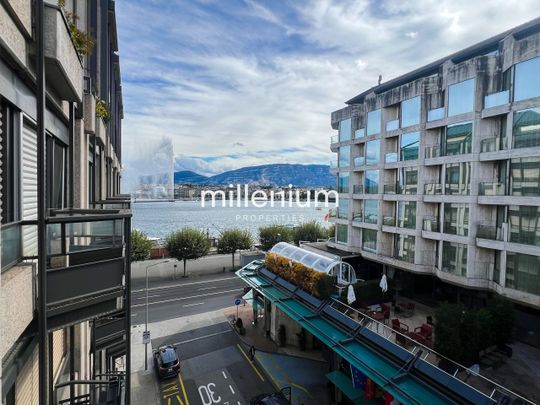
[116, 0, 539, 177]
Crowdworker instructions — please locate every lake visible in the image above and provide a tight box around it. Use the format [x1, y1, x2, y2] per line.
[132, 200, 334, 240]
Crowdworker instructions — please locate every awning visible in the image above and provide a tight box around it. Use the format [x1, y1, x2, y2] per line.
[241, 289, 262, 310]
[325, 371, 364, 404]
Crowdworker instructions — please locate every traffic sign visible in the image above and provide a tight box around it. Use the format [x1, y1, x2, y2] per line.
[143, 330, 151, 345]
[235, 298, 242, 306]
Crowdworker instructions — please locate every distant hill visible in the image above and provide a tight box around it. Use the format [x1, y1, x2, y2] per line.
[174, 164, 334, 187]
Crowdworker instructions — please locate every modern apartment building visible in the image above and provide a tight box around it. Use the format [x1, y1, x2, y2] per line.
[1, 1, 130, 404]
[329, 18, 540, 348]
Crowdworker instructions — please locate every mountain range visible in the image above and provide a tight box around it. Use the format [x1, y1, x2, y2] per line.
[174, 164, 334, 187]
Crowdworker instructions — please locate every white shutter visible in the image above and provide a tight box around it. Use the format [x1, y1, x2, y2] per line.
[21, 121, 38, 256]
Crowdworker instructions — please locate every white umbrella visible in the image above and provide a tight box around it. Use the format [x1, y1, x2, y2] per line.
[347, 284, 356, 305]
[379, 274, 388, 293]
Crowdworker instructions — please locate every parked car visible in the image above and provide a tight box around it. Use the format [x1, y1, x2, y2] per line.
[249, 392, 291, 405]
[153, 345, 180, 379]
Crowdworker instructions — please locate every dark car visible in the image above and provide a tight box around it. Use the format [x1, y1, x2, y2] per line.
[249, 392, 291, 405]
[153, 345, 180, 379]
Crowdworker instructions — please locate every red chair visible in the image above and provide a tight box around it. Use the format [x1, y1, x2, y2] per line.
[414, 324, 433, 340]
[391, 318, 409, 345]
[380, 304, 391, 324]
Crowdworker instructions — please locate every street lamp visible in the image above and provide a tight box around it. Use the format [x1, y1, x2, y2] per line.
[144, 260, 169, 370]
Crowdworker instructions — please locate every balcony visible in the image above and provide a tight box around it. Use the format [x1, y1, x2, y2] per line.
[514, 131, 540, 149]
[480, 137, 507, 153]
[354, 156, 365, 167]
[427, 107, 445, 122]
[352, 211, 363, 222]
[383, 183, 398, 194]
[445, 183, 470, 196]
[425, 146, 441, 159]
[354, 128, 365, 139]
[383, 216, 396, 226]
[353, 184, 364, 194]
[478, 182, 505, 196]
[424, 183, 442, 195]
[385, 119, 399, 132]
[394, 250, 414, 263]
[484, 90, 510, 109]
[477, 224, 504, 241]
[509, 225, 540, 247]
[42, 4, 83, 103]
[423, 217, 439, 232]
[364, 214, 378, 225]
[384, 152, 398, 163]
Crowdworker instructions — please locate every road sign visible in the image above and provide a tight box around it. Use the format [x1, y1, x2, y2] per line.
[143, 330, 151, 345]
[234, 298, 242, 306]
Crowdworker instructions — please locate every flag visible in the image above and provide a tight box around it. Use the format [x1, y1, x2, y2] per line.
[347, 284, 356, 305]
[379, 274, 388, 293]
[350, 364, 366, 390]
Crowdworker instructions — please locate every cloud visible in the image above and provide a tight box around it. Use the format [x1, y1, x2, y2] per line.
[116, 0, 538, 175]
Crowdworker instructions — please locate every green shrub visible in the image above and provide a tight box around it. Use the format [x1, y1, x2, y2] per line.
[130, 230, 152, 262]
[293, 221, 327, 245]
[258, 225, 293, 251]
[218, 228, 253, 270]
[434, 303, 464, 363]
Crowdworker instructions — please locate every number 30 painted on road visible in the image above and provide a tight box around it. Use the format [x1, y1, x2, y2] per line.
[198, 383, 221, 405]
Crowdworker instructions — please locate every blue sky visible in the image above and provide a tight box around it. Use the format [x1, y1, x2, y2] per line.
[116, 0, 538, 177]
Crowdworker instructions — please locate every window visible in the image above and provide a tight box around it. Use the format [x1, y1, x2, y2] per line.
[366, 140, 380, 165]
[510, 157, 540, 196]
[401, 96, 420, 128]
[338, 173, 349, 193]
[339, 118, 352, 142]
[514, 56, 540, 102]
[445, 121, 472, 155]
[337, 224, 348, 244]
[46, 136, 67, 209]
[442, 241, 467, 276]
[0, 101, 20, 224]
[400, 131, 419, 160]
[338, 198, 349, 219]
[365, 170, 379, 194]
[448, 79, 474, 117]
[398, 167, 417, 194]
[445, 162, 471, 195]
[339, 145, 350, 168]
[394, 234, 415, 263]
[397, 201, 416, 229]
[366, 109, 381, 136]
[506, 253, 540, 295]
[364, 200, 378, 224]
[443, 203, 469, 236]
[513, 107, 540, 149]
[508, 205, 540, 246]
[362, 229, 377, 252]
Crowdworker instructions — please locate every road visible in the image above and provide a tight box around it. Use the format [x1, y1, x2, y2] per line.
[131, 273, 246, 324]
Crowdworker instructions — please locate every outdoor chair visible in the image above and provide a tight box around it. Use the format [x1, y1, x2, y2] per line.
[391, 318, 409, 345]
[380, 303, 391, 324]
[414, 324, 433, 340]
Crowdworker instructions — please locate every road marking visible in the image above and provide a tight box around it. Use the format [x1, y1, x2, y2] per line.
[176, 394, 184, 405]
[132, 289, 240, 308]
[132, 276, 239, 293]
[137, 294, 160, 299]
[173, 329, 232, 346]
[178, 373, 190, 405]
[229, 385, 235, 394]
[236, 344, 264, 382]
[131, 313, 138, 317]
[198, 286, 217, 291]
[237, 402, 241, 405]
[222, 371, 227, 379]
[183, 302, 204, 308]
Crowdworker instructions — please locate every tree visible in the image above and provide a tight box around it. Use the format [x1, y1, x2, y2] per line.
[258, 225, 293, 251]
[166, 228, 210, 277]
[292, 221, 327, 245]
[434, 302, 464, 364]
[486, 296, 515, 347]
[217, 228, 253, 270]
[326, 223, 336, 239]
[131, 230, 152, 262]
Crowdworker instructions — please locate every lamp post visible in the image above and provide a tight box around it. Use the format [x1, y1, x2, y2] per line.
[145, 260, 169, 370]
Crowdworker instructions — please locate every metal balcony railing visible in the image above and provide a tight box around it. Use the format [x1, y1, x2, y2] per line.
[478, 182, 506, 196]
[354, 128, 365, 139]
[55, 372, 125, 405]
[425, 145, 440, 159]
[353, 184, 364, 194]
[423, 216, 440, 232]
[484, 90, 510, 109]
[386, 119, 399, 132]
[480, 136, 507, 153]
[385, 152, 398, 163]
[477, 224, 504, 241]
[424, 183, 442, 195]
[427, 107, 445, 122]
[354, 156, 365, 167]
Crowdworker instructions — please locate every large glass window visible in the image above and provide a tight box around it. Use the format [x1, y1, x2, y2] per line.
[448, 79, 474, 117]
[339, 145, 350, 168]
[366, 109, 381, 136]
[513, 107, 540, 149]
[394, 234, 415, 263]
[510, 157, 540, 196]
[366, 140, 381, 165]
[337, 224, 348, 244]
[338, 173, 349, 193]
[445, 122, 472, 155]
[398, 167, 418, 194]
[365, 170, 379, 194]
[400, 131, 419, 161]
[443, 203, 469, 236]
[362, 229, 377, 253]
[442, 242, 467, 276]
[364, 200, 378, 224]
[339, 118, 352, 142]
[508, 205, 540, 246]
[514, 56, 540, 102]
[401, 96, 420, 128]
[46, 136, 67, 209]
[338, 198, 349, 219]
[397, 201, 416, 229]
[445, 162, 471, 195]
[506, 253, 540, 295]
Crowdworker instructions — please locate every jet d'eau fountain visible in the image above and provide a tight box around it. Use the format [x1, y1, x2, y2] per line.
[122, 136, 174, 200]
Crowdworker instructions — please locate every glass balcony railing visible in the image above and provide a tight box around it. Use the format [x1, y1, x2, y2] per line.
[514, 132, 540, 149]
[353, 184, 364, 194]
[354, 128, 365, 139]
[510, 181, 540, 196]
[424, 183, 442, 195]
[383, 183, 397, 194]
[352, 211, 363, 222]
[477, 224, 504, 241]
[427, 107, 445, 122]
[509, 225, 540, 246]
[484, 90, 510, 109]
[394, 250, 415, 263]
[478, 182, 506, 196]
[425, 145, 441, 159]
[365, 214, 378, 224]
[383, 216, 396, 226]
[423, 217, 439, 232]
[354, 156, 365, 167]
[480, 137, 507, 153]
[330, 160, 338, 169]
[386, 119, 399, 132]
[1, 223, 22, 270]
[445, 183, 470, 195]
[385, 152, 398, 163]
[331, 135, 339, 145]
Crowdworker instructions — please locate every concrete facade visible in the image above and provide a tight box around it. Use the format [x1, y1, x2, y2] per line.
[330, 18, 540, 314]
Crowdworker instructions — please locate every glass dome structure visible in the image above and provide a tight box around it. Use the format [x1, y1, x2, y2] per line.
[269, 242, 357, 285]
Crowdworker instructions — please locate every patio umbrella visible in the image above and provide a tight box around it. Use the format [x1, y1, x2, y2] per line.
[379, 274, 388, 293]
[347, 284, 356, 305]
